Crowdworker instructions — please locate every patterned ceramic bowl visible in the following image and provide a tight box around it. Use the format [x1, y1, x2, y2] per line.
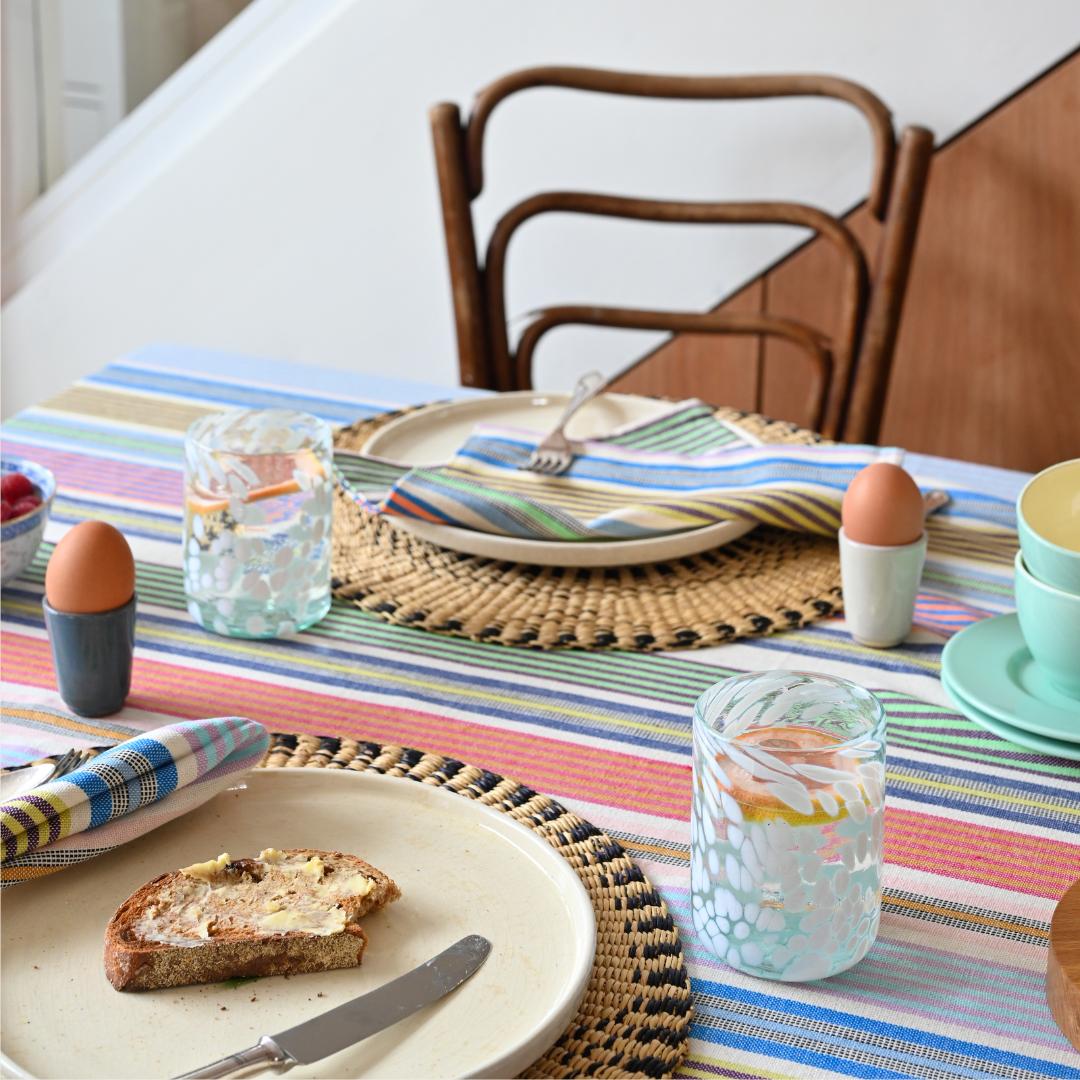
[1, 457, 56, 585]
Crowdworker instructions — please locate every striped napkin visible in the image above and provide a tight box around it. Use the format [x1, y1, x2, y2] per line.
[0, 717, 268, 887]
[376, 401, 886, 541]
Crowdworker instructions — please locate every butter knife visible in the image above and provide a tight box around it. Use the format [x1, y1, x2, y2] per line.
[175, 934, 491, 1078]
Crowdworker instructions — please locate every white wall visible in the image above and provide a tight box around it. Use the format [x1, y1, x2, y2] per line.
[3, 0, 1079, 416]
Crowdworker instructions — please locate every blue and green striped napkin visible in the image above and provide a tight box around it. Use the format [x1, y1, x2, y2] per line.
[373, 401, 885, 541]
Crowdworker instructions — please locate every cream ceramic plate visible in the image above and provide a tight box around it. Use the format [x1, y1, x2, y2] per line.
[359, 391, 678, 468]
[0, 770, 596, 1080]
[389, 515, 755, 567]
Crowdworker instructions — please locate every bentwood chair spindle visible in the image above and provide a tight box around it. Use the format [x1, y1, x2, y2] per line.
[430, 67, 933, 443]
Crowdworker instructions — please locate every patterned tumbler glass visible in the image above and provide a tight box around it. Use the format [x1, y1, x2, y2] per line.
[691, 671, 886, 981]
[183, 409, 333, 638]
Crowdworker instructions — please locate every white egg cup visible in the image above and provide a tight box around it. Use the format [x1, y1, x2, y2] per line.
[838, 528, 928, 648]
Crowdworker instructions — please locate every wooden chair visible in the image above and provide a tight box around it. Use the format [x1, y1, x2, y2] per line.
[430, 67, 933, 442]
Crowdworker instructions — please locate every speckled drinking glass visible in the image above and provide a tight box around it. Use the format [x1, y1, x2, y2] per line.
[691, 671, 886, 981]
[183, 409, 332, 638]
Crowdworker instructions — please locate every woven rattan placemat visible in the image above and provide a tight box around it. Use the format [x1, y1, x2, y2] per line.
[261, 733, 691, 1078]
[332, 405, 842, 651]
[5, 739, 690, 1077]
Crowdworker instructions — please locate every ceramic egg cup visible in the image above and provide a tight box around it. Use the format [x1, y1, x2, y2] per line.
[42, 594, 137, 717]
[838, 528, 927, 648]
[839, 462, 928, 649]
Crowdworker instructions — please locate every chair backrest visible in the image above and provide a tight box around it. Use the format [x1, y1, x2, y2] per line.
[430, 67, 933, 442]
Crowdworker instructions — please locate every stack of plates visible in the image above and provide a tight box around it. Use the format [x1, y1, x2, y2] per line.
[941, 613, 1080, 759]
[356, 392, 755, 568]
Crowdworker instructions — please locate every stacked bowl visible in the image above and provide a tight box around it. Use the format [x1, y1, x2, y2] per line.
[942, 459, 1080, 757]
[1015, 460, 1080, 699]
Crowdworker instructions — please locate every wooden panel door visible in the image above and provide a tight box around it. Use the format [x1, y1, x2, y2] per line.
[622, 53, 1080, 472]
[612, 280, 764, 408]
[875, 54, 1080, 471]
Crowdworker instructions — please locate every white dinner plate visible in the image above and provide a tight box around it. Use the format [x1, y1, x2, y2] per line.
[388, 515, 755, 567]
[359, 391, 680, 468]
[0, 770, 596, 1079]
[358, 395, 756, 565]
[360, 390, 758, 565]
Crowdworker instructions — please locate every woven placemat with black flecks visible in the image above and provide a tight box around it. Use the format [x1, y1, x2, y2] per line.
[331, 405, 841, 651]
[261, 733, 691, 1078]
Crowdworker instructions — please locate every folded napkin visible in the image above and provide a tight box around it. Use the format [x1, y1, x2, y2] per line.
[0, 717, 268, 887]
[374, 400, 886, 541]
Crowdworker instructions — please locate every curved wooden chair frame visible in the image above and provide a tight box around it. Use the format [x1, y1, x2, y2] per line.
[431, 66, 933, 442]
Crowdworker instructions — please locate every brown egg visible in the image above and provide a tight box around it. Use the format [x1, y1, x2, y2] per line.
[45, 521, 135, 613]
[841, 463, 925, 546]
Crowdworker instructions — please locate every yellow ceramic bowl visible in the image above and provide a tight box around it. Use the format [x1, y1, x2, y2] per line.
[1017, 459, 1080, 595]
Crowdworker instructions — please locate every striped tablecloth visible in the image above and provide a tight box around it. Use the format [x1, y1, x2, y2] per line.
[3, 344, 1078, 1079]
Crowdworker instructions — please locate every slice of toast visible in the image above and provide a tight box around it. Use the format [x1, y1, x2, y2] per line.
[105, 847, 400, 991]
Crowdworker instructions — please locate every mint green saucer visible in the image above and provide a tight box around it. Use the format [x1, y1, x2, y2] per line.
[942, 671, 1080, 761]
[941, 613, 1080, 743]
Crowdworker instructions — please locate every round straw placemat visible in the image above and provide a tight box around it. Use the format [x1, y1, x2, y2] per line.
[332, 404, 842, 651]
[261, 732, 692, 1078]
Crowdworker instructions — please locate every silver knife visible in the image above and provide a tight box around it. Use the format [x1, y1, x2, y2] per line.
[175, 934, 491, 1078]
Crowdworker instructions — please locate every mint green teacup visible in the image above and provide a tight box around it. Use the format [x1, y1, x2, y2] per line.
[1014, 552, 1080, 698]
[1017, 458, 1080, 595]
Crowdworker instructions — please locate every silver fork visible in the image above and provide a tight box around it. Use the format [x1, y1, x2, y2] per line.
[0, 747, 92, 801]
[521, 371, 607, 475]
[50, 747, 93, 780]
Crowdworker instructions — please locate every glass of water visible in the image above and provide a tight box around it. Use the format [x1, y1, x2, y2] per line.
[691, 671, 886, 981]
[183, 409, 333, 638]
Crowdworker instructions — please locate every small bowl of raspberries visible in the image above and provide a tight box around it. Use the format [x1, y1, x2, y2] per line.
[1, 457, 56, 585]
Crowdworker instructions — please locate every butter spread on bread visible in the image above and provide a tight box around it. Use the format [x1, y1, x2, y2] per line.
[135, 849, 376, 945]
[104, 847, 400, 991]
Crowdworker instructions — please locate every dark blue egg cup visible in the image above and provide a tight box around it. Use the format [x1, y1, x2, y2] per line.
[42, 593, 136, 717]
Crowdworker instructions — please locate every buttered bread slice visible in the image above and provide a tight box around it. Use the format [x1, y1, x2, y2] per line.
[105, 847, 400, 991]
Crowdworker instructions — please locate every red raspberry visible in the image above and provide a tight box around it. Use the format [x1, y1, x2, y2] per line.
[10, 496, 42, 519]
[1, 473, 35, 502]
[0, 500, 12, 522]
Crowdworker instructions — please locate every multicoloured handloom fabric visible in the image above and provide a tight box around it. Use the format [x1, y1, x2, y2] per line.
[1, 344, 1078, 1077]
[0, 717, 268, 885]
[379, 402, 886, 540]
